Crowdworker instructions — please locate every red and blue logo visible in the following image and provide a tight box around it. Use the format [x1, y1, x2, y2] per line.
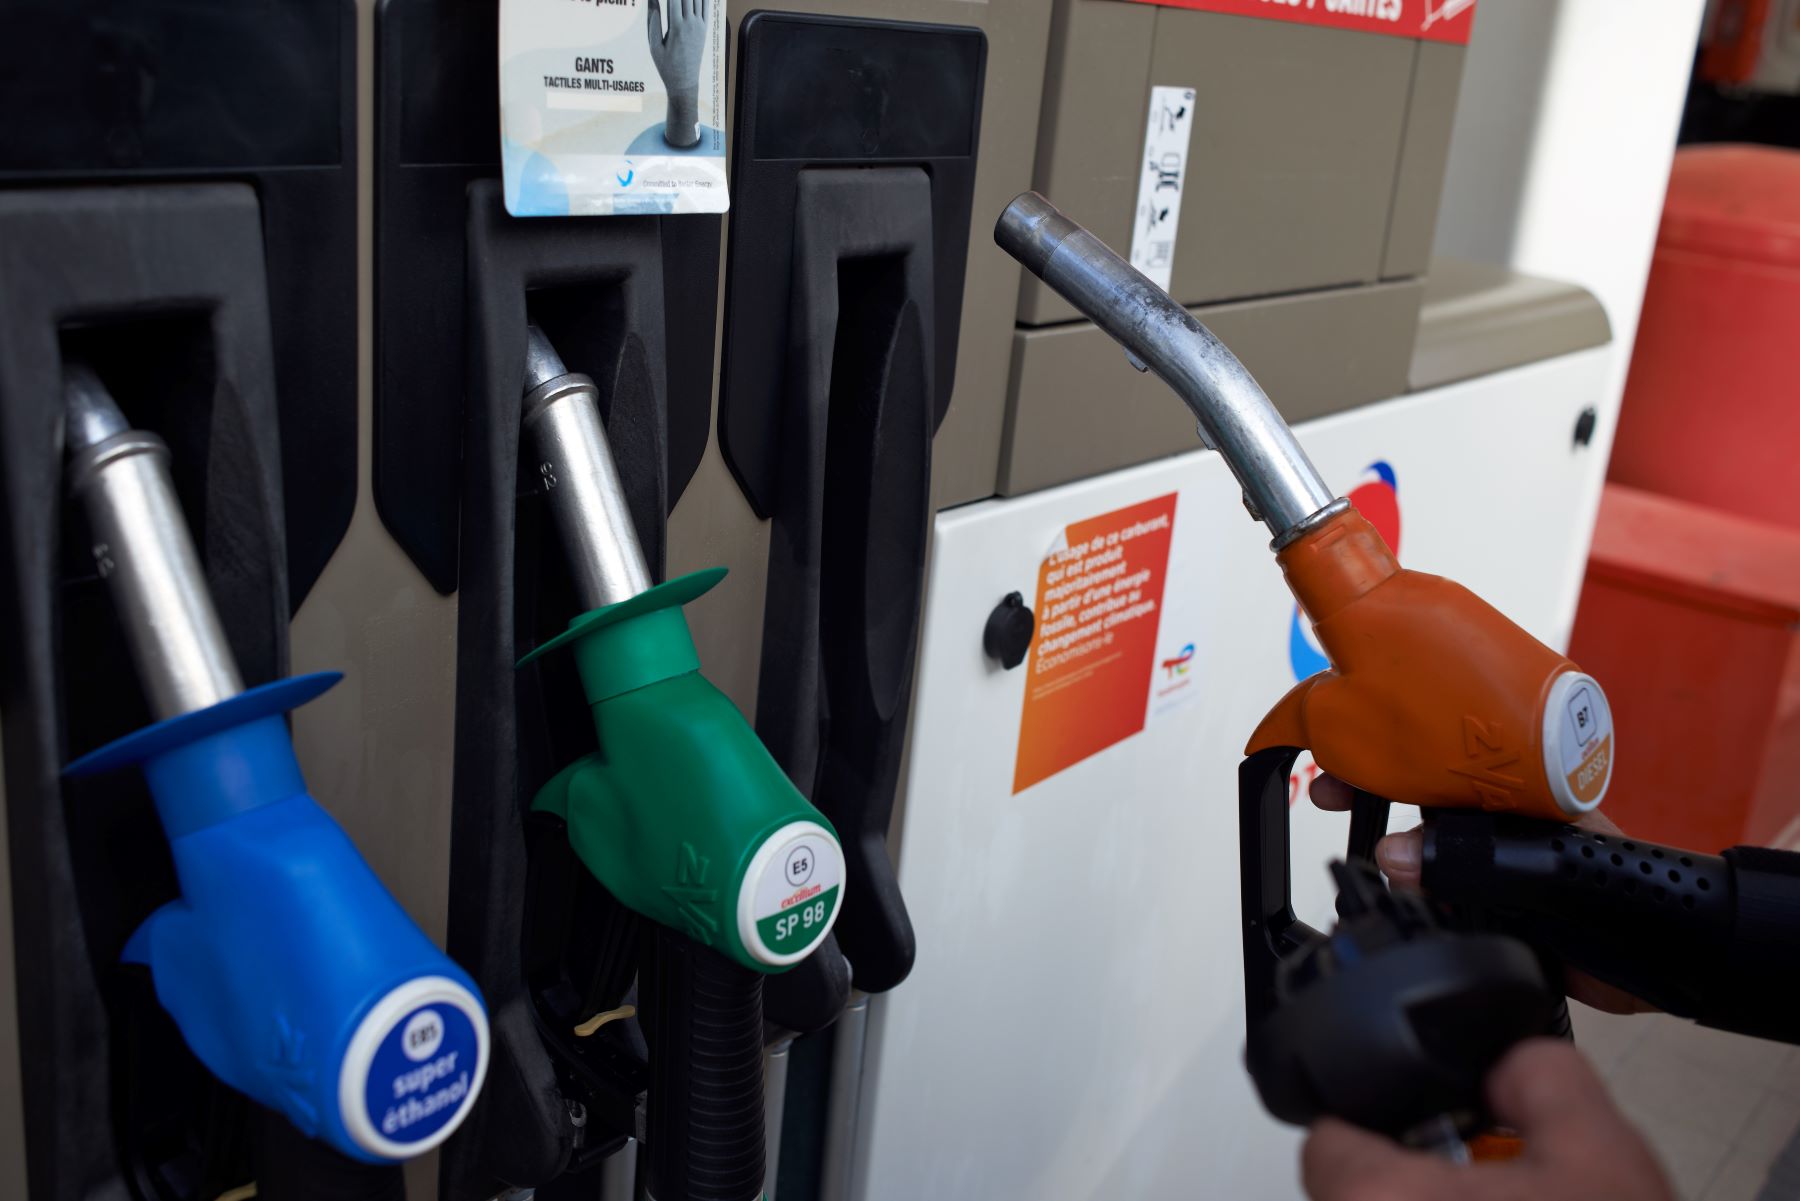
[1161, 643, 1196, 678]
[1287, 461, 1401, 680]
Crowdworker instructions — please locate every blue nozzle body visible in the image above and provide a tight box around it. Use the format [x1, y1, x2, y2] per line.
[69, 674, 489, 1163]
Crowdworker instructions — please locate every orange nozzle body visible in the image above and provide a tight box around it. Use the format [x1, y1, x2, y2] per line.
[1248, 507, 1613, 821]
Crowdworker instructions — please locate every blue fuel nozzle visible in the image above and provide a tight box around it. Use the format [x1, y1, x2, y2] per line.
[62, 368, 488, 1162]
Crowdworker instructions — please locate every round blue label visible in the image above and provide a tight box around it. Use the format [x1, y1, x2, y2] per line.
[361, 1002, 479, 1148]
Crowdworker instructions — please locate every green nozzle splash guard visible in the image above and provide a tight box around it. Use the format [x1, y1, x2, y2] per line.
[520, 569, 727, 701]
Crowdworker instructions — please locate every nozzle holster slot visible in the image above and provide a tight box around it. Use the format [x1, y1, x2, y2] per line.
[719, 11, 987, 1040]
[0, 185, 307, 1200]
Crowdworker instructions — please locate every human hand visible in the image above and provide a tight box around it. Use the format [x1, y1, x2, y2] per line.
[647, 0, 707, 148]
[1309, 773, 1654, 1015]
[1303, 1039, 1673, 1201]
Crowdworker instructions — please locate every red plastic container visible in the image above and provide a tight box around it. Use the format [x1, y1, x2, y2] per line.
[1607, 145, 1800, 531]
[1572, 145, 1800, 851]
[1569, 486, 1800, 853]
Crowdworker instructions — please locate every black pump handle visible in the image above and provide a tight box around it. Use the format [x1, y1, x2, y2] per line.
[1424, 811, 1800, 1045]
[753, 169, 937, 1005]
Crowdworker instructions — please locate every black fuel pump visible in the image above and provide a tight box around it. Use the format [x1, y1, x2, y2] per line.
[375, 7, 851, 1198]
[718, 13, 987, 1197]
[0, 5, 376, 1197]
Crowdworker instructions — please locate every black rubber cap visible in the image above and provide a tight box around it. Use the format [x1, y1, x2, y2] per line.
[1573, 406, 1598, 447]
[983, 592, 1035, 670]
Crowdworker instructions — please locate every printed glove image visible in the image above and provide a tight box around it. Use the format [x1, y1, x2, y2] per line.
[648, 0, 707, 149]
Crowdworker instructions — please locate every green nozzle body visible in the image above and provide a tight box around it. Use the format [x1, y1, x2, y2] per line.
[526, 570, 843, 972]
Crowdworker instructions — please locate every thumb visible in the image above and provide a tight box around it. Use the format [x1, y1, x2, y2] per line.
[1302, 1119, 1462, 1201]
[1484, 1039, 1616, 1147]
[1486, 1039, 1676, 1197]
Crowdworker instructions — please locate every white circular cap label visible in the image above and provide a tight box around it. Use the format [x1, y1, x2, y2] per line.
[337, 976, 489, 1160]
[1542, 670, 1615, 816]
[738, 820, 845, 966]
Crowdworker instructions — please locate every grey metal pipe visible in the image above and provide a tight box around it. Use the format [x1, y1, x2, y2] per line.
[995, 192, 1344, 547]
[763, 1038, 792, 1201]
[520, 326, 654, 611]
[817, 992, 870, 1201]
[63, 365, 244, 720]
[597, 1137, 638, 1201]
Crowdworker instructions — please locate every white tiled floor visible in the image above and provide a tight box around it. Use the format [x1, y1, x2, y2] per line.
[1576, 1005, 1800, 1200]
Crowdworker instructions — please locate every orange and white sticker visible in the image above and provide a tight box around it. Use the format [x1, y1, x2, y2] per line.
[1013, 494, 1178, 793]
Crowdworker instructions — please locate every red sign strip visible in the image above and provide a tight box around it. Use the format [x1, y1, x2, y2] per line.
[1110, 0, 1477, 46]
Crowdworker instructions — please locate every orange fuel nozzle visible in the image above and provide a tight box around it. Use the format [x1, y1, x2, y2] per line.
[996, 192, 1616, 821]
[1249, 506, 1614, 821]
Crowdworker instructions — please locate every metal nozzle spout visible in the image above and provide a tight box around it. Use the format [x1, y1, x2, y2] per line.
[62, 364, 244, 719]
[992, 191, 1072, 282]
[63, 363, 130, 453]
[994, 192, 1341, 546]
[520, 325, 654, 611]
[524, 324, 571, 395]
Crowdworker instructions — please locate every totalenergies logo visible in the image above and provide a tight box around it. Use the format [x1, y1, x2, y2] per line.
[1161, 643, 1195, 679]
[1287, 461, 1400, 680]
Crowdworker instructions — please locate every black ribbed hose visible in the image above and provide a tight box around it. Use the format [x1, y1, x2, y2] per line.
[640, 926, 766, 1201]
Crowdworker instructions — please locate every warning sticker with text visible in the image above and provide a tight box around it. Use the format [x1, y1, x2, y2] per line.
[1130, 86, 1197, 292]
[1013, 494, 1179, 793]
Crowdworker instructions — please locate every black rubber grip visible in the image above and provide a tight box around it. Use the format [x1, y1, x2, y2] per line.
[1420, 812, 1800, 1044]
[254, 1108, 405, 1201]
[641, 926, 766, 1201]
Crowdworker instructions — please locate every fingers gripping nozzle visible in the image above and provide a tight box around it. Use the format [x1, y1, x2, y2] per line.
[62, 367, 489, 1163]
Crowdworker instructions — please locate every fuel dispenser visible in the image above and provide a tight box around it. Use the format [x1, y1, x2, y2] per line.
[998, 194, 1800, 1147]
[375, 7, 856, 1185]
[717, 15, 986, 1198]
[60, 365, 489, 1182]
[517, 324, 846, 1200]
[0, 3, 493, 1195]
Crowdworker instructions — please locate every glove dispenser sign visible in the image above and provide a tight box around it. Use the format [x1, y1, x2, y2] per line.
[500, 0, 728, 215]
[1014, 494, 1180, 792]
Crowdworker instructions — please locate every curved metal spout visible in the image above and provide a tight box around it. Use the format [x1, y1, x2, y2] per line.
[996, 192, 1341, 546]
[63, 364, 244, 719]
[521, 325, 654, 610]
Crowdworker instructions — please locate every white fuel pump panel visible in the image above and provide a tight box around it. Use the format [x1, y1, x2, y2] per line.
[853, 346, 1612, 1201]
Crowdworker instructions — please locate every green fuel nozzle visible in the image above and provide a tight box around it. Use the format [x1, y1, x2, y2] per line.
[523, 570, 842, 970]
[517, 325, 843, 973]
[518, 325, 836, 1200]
